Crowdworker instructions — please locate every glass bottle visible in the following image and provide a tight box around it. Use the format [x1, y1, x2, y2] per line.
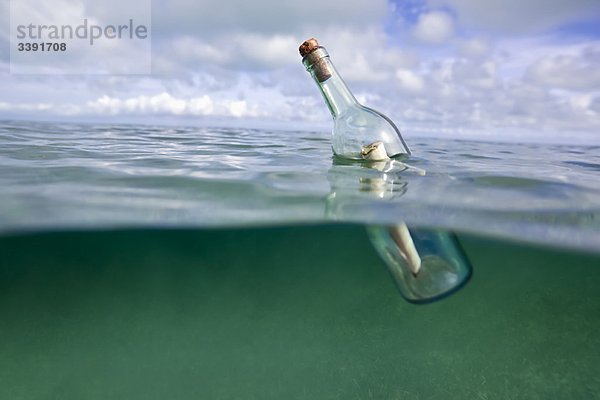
[303, 38, 472, 303]
[367, 225, 472, 303]
[325, 157, 473, 303]
[299, 38, 410, 160]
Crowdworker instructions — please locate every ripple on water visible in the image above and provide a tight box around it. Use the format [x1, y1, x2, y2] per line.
[0, 120, 599, 252]
[563, 160, 600, 172]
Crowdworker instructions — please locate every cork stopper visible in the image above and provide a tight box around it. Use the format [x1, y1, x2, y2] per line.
[299, 38, 332, 82]
[299, 38, 320, 57]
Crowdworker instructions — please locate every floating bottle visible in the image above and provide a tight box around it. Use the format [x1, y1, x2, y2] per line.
[325, 157, 473, 303]
[303, 38, 472, 303]
[299, 38, 410, 160]
[367, 224, 472, 303]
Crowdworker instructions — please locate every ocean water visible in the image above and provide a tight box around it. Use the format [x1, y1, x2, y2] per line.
[0, 120, 599, 398]
[1, 120, 599, 250]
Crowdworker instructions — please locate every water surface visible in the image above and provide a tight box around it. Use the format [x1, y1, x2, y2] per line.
[1, 120, 599, 252]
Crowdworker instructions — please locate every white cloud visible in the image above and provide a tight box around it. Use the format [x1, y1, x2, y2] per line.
[569, 94, 596, 117]
[452, 60, 497, 89]
[590, 97, 600, 114]
[234, 34, 300, 69]
[170, 33, 300, 70]
[151, 0, 388, 37]
[0, 101, 53, 111]
[188, 96, 215, 115]
[0, 0, 599, 143]
[85, 93, 262, 118]
[432, 0, 600, 33]
[525, 46, 600, 90]
[171, 38, 232, 66]
[312, 27, 418, 85]
[458, 38, 491, 59]
[395, 69, 425, 92]
[412, 12, 455, 44]
[7, 0, 151, 74]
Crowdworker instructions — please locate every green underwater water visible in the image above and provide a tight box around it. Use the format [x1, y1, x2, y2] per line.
[1, 224, 598, 399]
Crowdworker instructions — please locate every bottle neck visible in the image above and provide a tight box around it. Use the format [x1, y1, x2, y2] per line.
[303, 48, 358, 118]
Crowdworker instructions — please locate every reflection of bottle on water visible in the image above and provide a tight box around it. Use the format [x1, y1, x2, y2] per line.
[302, 38, 472, 303]
[367, 225, 472, 303]
[326, 159, 472, 303]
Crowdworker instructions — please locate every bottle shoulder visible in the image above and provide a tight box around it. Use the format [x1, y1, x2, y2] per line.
[333, 105, 395, 129]
[331, 105, 411, 158]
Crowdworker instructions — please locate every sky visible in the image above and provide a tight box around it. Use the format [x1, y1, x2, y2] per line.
[0, 0, 599, 143]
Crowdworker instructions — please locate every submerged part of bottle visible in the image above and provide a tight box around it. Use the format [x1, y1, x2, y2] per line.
[367, 225, 472, 303]
[300, 38, 410, 160]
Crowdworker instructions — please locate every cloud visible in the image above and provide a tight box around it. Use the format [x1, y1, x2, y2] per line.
[452, 60, 497, 89]
[86, 93, 262, 118]
[0, 101, 53, 112]
[0, 0, 599, 143]
[432, 0, 600, 33]
[7, 0, 151, 74]
[0, 82, 328, 123]
[311, 27, 418, 85]
[151, 0, 388, 37]
[590, 96, 600, 114]
[171, 37, 232, 66]
[458, 38, 491, 59]
[412, 11, 455, 44]
[525, 46, 600, 90]
[0, 93, 259, 118]
[395, 69, 425, 92]
[162, 33, 300, 74]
